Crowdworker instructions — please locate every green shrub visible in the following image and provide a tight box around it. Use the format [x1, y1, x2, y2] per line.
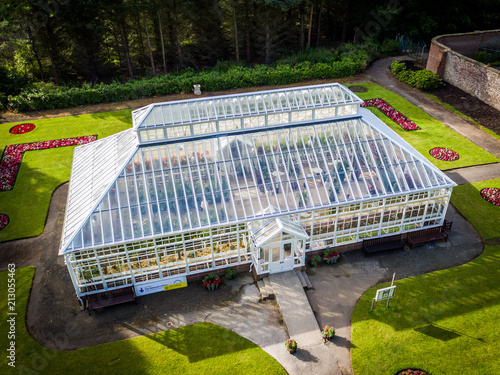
[380, 39, 400, 56]
[6, 46, 374, 112]
[225, 267, 236, 280]
[473, 51, 491, 64]
[390, 60, 442, 90]
[309, 255, 322, 267]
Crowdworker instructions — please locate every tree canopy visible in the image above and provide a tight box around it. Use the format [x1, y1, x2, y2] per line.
[0, 0, 498, 87]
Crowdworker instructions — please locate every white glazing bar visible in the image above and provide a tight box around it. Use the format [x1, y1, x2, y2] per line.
[243, 136, 265, 215]
[225, 136, 248, 220]
[234, 136, 257, 217]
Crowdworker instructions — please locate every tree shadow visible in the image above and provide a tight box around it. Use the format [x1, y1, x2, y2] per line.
[122, 321, 257, 363]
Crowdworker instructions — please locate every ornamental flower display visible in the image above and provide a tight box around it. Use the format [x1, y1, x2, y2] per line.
[284, 338, 297, 353]
[202, 272, 221, 290]
[361, 98, 420, 131]
[0, 213, 9, 230]
[322, 325, 335, 341]
[0, 135, 97, 191]
[10, 123, 36, 134]
[429, 147, 459, 161]
[323, 247, 340, 264]
[480, 188, 500, 207]
[397, 369, 429, 375]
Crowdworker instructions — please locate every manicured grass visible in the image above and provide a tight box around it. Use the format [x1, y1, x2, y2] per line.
[0, 111, 132, 241]
[351, 181, 500, 375]
[349, 82, 499, 170]
[450, 178, 500, 241]
[351, 245, 500, 375]
[0, 267, 285, 375]
[426, 93, 500, 142]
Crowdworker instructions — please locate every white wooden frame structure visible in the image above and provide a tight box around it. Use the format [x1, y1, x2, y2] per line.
[59, 83, 455, 302]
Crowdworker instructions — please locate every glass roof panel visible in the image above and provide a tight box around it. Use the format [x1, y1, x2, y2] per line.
[60, 129, 138, 253]
[132, 83, 363, 130]
[62, 115, 454, 254]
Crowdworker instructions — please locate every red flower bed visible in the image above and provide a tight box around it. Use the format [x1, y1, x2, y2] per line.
[0, 213, 9, 230]
[361, 98, 420, 131]
[0, 135, 97, 191]
[396, 370, 430, 375]
[480, 188, 500, 207]
[10, 123, 36, 134]
[429, 147, 459, 161]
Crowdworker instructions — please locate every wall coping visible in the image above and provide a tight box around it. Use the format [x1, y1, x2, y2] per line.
[431, 30, 500, 76]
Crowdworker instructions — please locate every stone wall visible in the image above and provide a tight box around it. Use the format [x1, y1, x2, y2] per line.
[426, 30, 500, 112]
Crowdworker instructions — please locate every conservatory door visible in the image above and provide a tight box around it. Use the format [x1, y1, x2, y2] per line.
[269, 241, 294, 273]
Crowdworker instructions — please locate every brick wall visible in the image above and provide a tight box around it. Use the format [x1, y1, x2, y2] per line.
[427, 30, 500, 112]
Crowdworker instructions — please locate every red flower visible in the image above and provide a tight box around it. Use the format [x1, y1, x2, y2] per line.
[9, 123, 36, 134]
[480, 188, 500, 207]
[361, 99, 420, 131]
[0, 213, 9, 230]
[429, 147, 459, 161]
[0, 135, 97, 191]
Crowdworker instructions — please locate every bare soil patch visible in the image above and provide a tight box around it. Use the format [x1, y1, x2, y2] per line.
[427, 84, 500, 136]
[398, 59, 500, 136]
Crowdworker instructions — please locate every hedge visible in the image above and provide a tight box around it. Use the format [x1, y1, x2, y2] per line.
[390, 60, 443, 90]
[6, 54, 368, 112]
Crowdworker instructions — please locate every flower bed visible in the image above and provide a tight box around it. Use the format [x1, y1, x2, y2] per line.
[0, 135, 97, 191]
[361, 98, 420, 131]
[0, 213, 9, 230]
[9, 123, 35, 134]
[396, 369, 430, 375]
[429, 147, 459, 161]
[480, 188, 500, 207]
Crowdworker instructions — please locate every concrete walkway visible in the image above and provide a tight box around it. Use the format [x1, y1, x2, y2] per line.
[269, 272, 322, 346]
[367, 56, 500, 160]
[267, 272, 342, 374]
[445, 163, 500, 185]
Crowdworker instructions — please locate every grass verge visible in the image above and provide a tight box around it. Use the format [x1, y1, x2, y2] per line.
[450, 178, 500, 241]
[349, 82, 499, 170]
[0, 111, 132, 241]
[426, 93, 500, 142]
[351, 178, 500, 374]
[0, 267, 285, 374]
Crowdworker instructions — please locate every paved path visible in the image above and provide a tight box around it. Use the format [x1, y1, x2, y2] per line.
[444, 163, 500, 185]
[1, 56, 499, 375]
[269, 272, 322, 347]
[367, 56, 500, 160]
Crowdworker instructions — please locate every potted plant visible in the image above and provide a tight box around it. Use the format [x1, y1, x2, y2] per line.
[309, 254, 322, 267]
[202, 273, 221, 290]
[322, 325, 335, 342]
[285, 338, 297, 353]
[225, 267, 236, 280]
[323, 247, 340, 264]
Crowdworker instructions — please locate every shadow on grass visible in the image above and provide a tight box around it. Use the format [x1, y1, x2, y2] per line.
[122, 321, 257, 363]
[354, 246, 500, 332]
[414, 323, 486, 343]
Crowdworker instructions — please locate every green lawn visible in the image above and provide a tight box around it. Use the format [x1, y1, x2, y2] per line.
[426, 93, 500, 142]
[0, 267, 285, 375]
[349, 82, 499, 170]
[0, 111, 132, 242]
[351, 179, 500, 374]
[450, 178, 500, 241]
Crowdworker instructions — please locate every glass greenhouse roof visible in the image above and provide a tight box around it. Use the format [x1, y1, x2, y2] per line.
[132, 83, 363, 144]
[252, 218, 309, 248]
[60, 102, 455, 254]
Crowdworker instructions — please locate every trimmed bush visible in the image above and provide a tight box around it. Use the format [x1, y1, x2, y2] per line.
[6, 45, 374, 112]
[390, 61, 442, 90]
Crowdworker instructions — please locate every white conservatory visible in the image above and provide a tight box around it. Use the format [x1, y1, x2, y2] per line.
[59, 83, 456, 303]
